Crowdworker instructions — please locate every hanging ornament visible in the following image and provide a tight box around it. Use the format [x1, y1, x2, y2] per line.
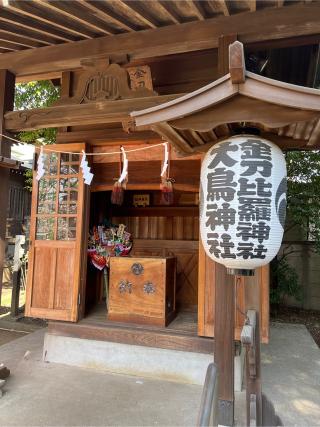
[36, 146, 45, 181]
[111, 146, 128, 205]
[160, 142, 174, 205]
[80, 150, 94, 185]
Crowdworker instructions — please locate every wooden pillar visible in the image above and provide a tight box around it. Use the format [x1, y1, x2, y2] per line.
[214, 34, 237, 427]
[0, 69, 15, 304]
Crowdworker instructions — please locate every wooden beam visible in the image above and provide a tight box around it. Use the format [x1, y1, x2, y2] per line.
[56, 128, 160, 144]
[48, 319, 214, 354]
[4, 94, 180, 132]
[0, 156, 20, 168]
[0, 3, 319, 76]
[0, 69, 15, 307]
[15, 71, 62, 84]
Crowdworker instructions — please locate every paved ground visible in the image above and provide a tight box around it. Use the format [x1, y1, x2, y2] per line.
[0, 330, 203, 426]
[0, 322, 319, 426]
[261, 322, 320, 427]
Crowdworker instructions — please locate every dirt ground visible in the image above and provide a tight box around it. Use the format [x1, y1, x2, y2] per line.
[271, 305, 320, 348]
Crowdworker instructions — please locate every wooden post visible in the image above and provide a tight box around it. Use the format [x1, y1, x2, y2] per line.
[0, 69, 15, 305]
[214, 265, 235, 426]
[214, 34, 238, 427]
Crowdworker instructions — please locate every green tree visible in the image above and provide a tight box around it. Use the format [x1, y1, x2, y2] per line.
[14, 80, 60, 189]
[286, 150, 320, 252]
[270, 150, 320, 306]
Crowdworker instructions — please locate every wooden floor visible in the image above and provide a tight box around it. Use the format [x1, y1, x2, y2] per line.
[83, 304, 198, 334]
[49, 304, 214, 354]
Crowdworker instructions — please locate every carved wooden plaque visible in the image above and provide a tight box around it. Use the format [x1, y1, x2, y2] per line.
[127, 65, 153, 92]
[55, 58, 156, 106]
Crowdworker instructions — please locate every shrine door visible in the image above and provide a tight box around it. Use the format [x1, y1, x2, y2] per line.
[25, 143, 88, 322]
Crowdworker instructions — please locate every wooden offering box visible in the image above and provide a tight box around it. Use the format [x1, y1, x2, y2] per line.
[108, 257, 176, 327]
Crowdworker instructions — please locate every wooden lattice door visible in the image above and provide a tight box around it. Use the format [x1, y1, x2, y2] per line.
[25, 143, 88, 322]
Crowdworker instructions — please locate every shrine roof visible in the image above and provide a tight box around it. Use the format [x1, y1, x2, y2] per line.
[130, 42, 320, 154]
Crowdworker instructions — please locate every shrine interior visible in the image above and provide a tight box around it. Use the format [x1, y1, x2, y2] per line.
[85, 186, 200, 332]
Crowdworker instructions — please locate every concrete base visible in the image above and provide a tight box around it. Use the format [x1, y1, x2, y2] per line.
[44, 332, 244, 391]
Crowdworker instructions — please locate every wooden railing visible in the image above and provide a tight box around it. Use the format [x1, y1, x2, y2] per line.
[241, 310, 284, 426]
[197, 363, 218, 427]
[241, 310, 262, 427]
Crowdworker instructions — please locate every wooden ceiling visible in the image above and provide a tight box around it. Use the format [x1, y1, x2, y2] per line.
[0, 0, 312, 55]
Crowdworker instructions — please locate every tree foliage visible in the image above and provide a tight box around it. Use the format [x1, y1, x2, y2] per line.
[286, 150, 320, 252]
[14, 80, 60, 190]
[271, 149, 320, 306]
[15, 80, 60, 144]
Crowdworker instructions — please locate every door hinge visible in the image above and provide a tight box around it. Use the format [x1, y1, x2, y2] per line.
[78, 293, 81, 305]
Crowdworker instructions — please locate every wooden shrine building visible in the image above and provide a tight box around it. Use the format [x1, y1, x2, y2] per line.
[0, 1, 320, 425]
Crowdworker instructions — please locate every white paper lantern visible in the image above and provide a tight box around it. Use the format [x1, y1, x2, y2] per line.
[200, 135, 287, 274]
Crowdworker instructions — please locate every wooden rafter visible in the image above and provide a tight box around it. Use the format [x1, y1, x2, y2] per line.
[0, 40, 23, 51]
[35, 0, 115, 36]
[157, 1, 180, 24]
[307, 119, 320, 146]
[0, 22, 54, 46]
[206, 0, 230, 17]
[189, 1, 205, 21]
[6, 0, 98, 40]
[219, 0, 230, 16]
[77, 1, 136, 32]
[0, 30, 44, 48]
[117, 0, 158, 29]
[247, 0, 256, 12]
[0, 5, 77, 42]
